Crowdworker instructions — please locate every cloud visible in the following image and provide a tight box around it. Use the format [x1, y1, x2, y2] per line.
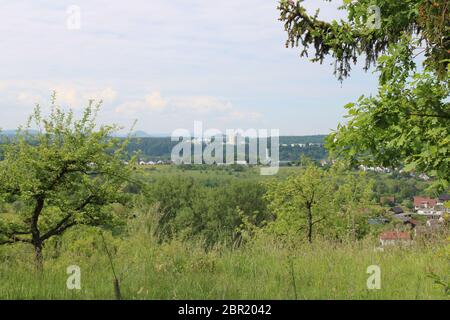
[171, 96, 233, 114]
[114, 92, 264, 128]
[225, 110, 263, 121]
[0, 80, 118, 110]
[0, 1, 376, 134]
[16, 92, 43, 105]
[83, 87, 117, 103]
[115, 100, 147, 115]
[145, 91, 167, 111]
[115, 93, 233, 115]
[115, 91, 167, 115]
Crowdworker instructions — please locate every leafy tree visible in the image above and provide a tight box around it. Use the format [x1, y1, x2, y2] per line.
[279, 0, 449, 189]
[329, 41, 449, 189]
[264, 161, 332, 243]
[0, 97, 134, 268]
[279, 0, 449, 79]
[330, 167, 375, 240]
[147, 176, 269, 247]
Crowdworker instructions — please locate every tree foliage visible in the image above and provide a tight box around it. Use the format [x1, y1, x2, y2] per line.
[264, 161, 377, 242]
[264, 161, 332, 243]
[279, 0, 449, 79]
[279, 0, 450, 189]
[0, 96, 134, 267]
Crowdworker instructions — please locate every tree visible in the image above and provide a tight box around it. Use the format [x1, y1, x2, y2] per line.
[264, 161, 331, 243]
[0, 96, 134, 268]
[330, 166, 375, 240]
[279, 0, 449, 79]
[279, 0, 449, 189]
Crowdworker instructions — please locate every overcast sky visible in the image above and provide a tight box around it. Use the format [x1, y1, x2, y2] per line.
[0, 0, 378, 135]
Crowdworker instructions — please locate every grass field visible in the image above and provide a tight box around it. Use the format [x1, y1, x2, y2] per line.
[0, 166, 448, 300]
[0, 220, 448, 300]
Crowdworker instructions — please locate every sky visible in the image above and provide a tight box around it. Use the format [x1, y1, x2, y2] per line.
[0, 0, 379, 136]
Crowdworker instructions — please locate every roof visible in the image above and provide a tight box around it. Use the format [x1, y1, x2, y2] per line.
[390, 206, 404, 214]
[438, 194, 450, 202]
[413, 196, 437, 207]
[379, 231, 411, 241]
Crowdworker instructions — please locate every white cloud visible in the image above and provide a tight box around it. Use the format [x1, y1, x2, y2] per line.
[0, 80, 118, 110]
[51, 85, 79, 107]
[0, 1, 377, 134]
[115, 100, 147, 115]
[145, 91, 167, 111]
[83, 87, 117, 103]
[171, 96, 233, 114]
[225, 110, 263, 121]
[16, 92, 43, 105]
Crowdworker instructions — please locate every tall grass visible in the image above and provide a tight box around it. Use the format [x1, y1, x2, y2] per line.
[0, 218, 448, 300]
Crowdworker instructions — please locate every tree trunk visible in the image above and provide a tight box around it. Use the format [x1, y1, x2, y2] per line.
[31, 196, 45, 270]
[307, 205, 313, 244]
[114, 278, 122, 300]
[33, 240, 44, 270]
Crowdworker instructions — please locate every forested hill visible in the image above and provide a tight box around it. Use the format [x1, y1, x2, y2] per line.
[0, 133, 328, 162]
[125, 135, 328, 161]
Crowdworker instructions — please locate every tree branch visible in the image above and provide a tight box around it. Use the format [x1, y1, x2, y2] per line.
[408, 112, 450, 120]
[40, 195, 95, 242]
[312, 217, 326, 226]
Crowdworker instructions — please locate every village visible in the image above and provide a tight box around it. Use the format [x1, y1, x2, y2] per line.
[377, 194, 450, 247]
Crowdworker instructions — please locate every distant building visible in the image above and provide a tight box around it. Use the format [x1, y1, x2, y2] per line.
[379, 231, 412, 247]
[390, 206, 404, 214]
[413, 196, 437, 210]
[438, 194, 450, 204]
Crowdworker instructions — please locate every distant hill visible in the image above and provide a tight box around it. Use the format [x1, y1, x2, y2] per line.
[0, 131, 328, 162]
[126, 135, 328, 162]
[113, 131, 170, 138]
[0, 129, 39, 136]
[280, 135, 326, 144]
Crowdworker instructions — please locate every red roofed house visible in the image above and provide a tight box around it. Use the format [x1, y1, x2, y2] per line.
[413, 196, 437, 210]
[379, 231, 412, 247]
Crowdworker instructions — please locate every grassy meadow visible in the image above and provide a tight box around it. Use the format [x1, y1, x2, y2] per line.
[0, 166, 448, 300]
[0, 233, 448, 300]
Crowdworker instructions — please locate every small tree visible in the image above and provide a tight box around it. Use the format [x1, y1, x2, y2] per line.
[265, 161, 331, 243]
[330, 166, 375, 241]
[0, 95, 134, 269]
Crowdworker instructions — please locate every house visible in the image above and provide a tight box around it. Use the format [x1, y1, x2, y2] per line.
[437, 194, 450, 209]
[379, 231, 412, 247]
[390, 206, 404, 214]
[413, 196, 437, 210]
